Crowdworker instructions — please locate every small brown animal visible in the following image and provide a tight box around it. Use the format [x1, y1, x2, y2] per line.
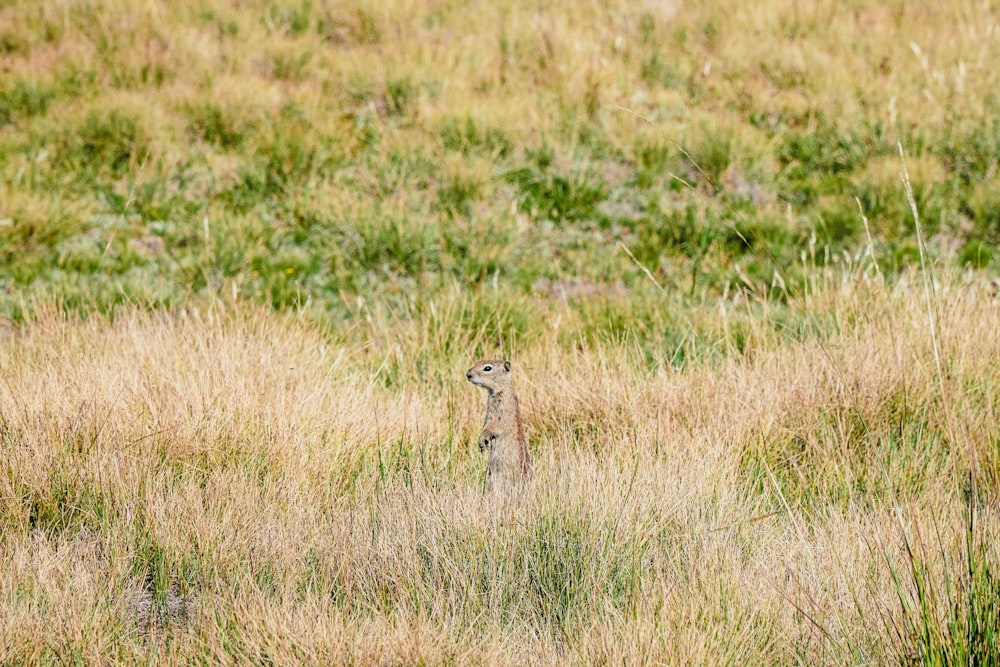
[466, 359, 532, 487]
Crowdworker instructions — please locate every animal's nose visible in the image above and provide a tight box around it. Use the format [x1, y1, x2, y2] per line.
[466, 372, 473, 380]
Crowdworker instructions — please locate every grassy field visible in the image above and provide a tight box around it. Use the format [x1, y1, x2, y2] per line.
[2, 0, 1000, 663]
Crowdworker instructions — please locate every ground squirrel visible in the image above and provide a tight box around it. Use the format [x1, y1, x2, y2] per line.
[466, 359, 532, 486]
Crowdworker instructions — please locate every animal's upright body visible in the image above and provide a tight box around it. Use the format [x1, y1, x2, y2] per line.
[466, 360, 532, 487]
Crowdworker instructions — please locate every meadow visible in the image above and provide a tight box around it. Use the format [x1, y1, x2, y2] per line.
[1, 0, 1000, 663]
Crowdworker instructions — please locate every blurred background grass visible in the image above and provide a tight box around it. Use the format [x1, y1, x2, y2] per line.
[3, 0, 999, 340]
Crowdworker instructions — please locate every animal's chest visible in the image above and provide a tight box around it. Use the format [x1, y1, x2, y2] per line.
[483, 400, 497, 426]
[483, 396, 504, 428]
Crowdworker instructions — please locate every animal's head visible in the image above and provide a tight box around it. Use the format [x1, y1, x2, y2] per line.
[466, 359, 512, 390]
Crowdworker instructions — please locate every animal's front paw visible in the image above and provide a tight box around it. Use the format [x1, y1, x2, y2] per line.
[478, 435, 491, 452]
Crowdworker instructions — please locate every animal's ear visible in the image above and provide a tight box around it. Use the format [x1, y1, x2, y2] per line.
[503, 360, 511, 372]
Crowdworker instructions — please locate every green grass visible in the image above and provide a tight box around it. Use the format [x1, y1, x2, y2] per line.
[870, 476, 1000, 666]
[2, 0, 1000, 329]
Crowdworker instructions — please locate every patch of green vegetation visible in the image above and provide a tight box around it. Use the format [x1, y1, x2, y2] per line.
[936, 110, 1000, 185]
[685, 124, 736, 189]
[264, 1, 313, 36]
[437, 115, 513, 158]
[32, 265, 184, 315]
[505, 145, 608, 223]
[640, 49, 682, 89]
[0, 79, 55, 125]
[182, 102, 256, 149]
[200, 8, 240, 36]
[887, 483, 1000, 666]
[890, 242, 923, 273]
[630, 198, 715, 263]
[385, 74, 418, 118]
[778, 120, 875, 179]
[51, 108, 151, 180]
[812, 195, 861, 247]
[439, 215, 515, 285]
[223, 125, 341, 213]
[958, 240, 992, 269]
[776, 119, 893, 219]
[966, 179, 1000, 242]
[1, 198, 83, 265]
[436, 171, 482, 217]
[632, 140, 683, 190]
[334, 212, 440, 285]
[105, 54, 175, 90]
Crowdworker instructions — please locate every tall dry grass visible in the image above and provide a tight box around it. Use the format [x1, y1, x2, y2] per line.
[1, 267, 998, 664]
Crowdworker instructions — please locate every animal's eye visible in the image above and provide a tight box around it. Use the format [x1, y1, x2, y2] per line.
[483, 365, 492, 371]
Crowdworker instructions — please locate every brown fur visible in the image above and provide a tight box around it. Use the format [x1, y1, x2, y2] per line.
[466, 359, 532, 486]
